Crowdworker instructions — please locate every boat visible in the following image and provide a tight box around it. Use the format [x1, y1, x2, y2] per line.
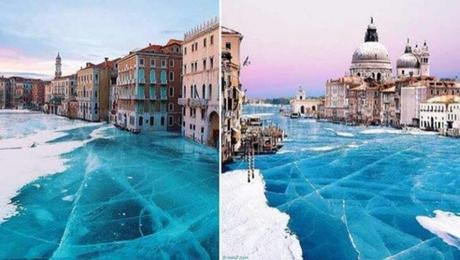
[290, 112, 300, 119]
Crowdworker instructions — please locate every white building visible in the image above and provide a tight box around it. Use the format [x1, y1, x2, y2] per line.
[396, 39, 430, 78]
[420, 95, 460, 131]
[400, 84, 427, 126]
[349, 17, 392, 82]
[290, 87, 322, 117]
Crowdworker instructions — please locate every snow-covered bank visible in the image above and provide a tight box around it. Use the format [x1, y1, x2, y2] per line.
[0, 123, 107, 223]
[416, 210, 460, 249]
[222, 169, 302, 259]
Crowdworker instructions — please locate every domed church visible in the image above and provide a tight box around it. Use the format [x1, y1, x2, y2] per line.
[350, 17, 392, 82]
[396, 39, 430, 78]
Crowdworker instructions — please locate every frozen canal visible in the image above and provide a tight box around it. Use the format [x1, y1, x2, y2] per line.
[225, 105, 460, 259]
[0, 110, 218, 258]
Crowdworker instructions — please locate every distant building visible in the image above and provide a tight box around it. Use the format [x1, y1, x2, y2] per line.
[50, 75, 76, 115]
[115, 40, 182, 132]
[76, 58, 116, 122]
[31, 80, 46, 110]
[420, 95, 460, 131]
[290, 87, 322, 117]
[400, 78, 459, 126]
[349, 17, 392, 82]
[179, 17, 220, 146]
[324, 76, 362, 121]
[0, 77, 10, 109]
[222, 26, 243, 163]
[396, 39, 430, 78]
[44, 81, 52, 112]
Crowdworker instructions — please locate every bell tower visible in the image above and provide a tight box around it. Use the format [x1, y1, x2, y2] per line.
[55, 52, 62, 78]
[420, 41, 430, 76]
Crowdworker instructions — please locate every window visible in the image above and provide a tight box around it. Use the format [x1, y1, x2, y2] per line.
[203, 38, 207, 47]
[169, 59, 174, 67]
[150, 59, 155, 67]
[203, 59, 207, 70]
[226, 42, 231, 49]
[160, 70, 167, 84]
[168, 116, 173, 126]
[210, 57, 214, 69]
[210, 35, 214, 45]
[150, 116, 154, 126]
[208, 84, 212, 100]
[161, 59, 166, 68]
[184, 47, 187, 55]
[139, 58, 144, 66]
[139, 116, 143, 126]
[169, 103, 174, 111]
[184, 65, 187, 74]
[202, 84, 206, 99]
[169, 71, 174, 81]
[161, 116, 165, 126]
[169, 86, 174, 97]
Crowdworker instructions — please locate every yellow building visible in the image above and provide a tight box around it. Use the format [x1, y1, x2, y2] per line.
[76, 58, 117, 122]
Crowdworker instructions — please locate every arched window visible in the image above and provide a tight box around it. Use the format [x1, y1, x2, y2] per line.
[139, 116, 143, 126]
[202, 84, 206, 99]
[377, 73, 381, 81]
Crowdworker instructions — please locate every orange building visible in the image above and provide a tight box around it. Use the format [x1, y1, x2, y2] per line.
[115, 40, 182, 132]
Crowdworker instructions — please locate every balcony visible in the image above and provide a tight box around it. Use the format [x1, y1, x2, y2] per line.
[190, 98, 208, 108]
[178, 98, 188, 106]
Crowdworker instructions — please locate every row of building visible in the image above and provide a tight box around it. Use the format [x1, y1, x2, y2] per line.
[0, 76, 46, 110]
[0, 18, 245, 148]
[321, 18, 460, 134]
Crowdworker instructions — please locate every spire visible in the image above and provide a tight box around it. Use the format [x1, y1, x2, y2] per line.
[404, 38, 412, 53]
[371, 16, 373, 24]
[56, 52, 61, 59]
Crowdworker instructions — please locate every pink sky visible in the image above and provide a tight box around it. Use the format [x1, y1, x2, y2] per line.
[223, 0, 460, 98]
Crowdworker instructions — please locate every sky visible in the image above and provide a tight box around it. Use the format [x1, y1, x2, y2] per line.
[0, 0, 217, 79]
[223, 0, 460, 98]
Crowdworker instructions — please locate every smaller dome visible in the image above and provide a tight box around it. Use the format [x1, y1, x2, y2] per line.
[397, 53, 419, 69]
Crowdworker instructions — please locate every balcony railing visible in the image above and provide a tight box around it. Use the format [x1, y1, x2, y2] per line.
[190, 98, 208, 108]
[178, 98, 188, 106]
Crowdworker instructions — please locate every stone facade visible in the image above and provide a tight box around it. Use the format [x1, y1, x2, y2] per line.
[420, 96, 460, 131]
[76, 59, 115, 122]
[290, 87, 322, 117]
[179, 17, 219, 147]
[115, 40, 182, 132]
[50, 75, 76, 115]
[222, 26, 243, 163]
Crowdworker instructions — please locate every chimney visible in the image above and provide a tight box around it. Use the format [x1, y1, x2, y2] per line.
[105, 57, 109, 62]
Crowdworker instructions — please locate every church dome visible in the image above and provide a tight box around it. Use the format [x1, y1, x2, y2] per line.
[396, 39, 420, 69]
[397, 53, 419, 69]
[352, 42, 390, 63]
